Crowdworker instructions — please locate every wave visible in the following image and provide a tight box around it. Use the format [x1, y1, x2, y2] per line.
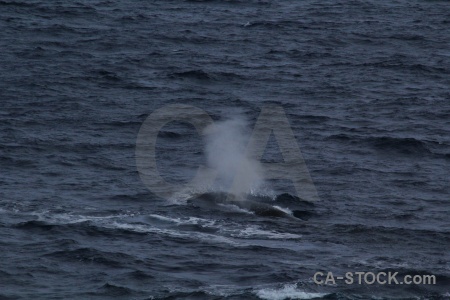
[169, 70, 211, 80]
[255, 283, 328, 300]
[0, 1, 35, 7]
[370, 136, 431, 154]
[152, 282, 327, 300]
[168, 69, 248, 83]
[10, 206, 304, 249]
[326, 134, 443, 156]
[158, 130, 182, 139]
[332, 223, 450, 238]
[243, 20, 308, 30]
[43, 248, 134, 267]
[146, 214, 303, 240]
[14, 220, 60, 231]
[94, 283, 135, 297]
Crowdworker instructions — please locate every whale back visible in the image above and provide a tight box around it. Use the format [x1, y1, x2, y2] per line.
[187, 192, 314, 220]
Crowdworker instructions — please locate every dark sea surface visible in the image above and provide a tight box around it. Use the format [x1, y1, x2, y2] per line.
[1, 0, 449, 299]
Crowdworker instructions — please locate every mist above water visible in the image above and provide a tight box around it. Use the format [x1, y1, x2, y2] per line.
[204, 117, 264, 196]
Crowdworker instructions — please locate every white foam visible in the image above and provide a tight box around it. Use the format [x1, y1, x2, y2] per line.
[110, 221, 238, 246]
[148, 214, 183, 224]
[255, 284, 327, 300]
[24, 210, 236, 245]
[272, 205, 293, 215]
[32, 211, 134, 225]
[168, 188, 197, 205]
[182, 216, 217, 227]
[231, 226, 302, 240]
[217, 203, 254, 214]
[23, 209, 302, 247]
[149, 214, 217, 227]
[147, 214, 301, 240]
[249, 188, 277, 200]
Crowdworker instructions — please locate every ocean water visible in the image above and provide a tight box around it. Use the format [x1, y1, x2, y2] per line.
[0, 0, 449, 299]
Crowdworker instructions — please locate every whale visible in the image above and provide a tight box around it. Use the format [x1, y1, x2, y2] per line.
[187, 192, 314, 220]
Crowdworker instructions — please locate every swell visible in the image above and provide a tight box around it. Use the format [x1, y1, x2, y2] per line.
[326, 134, 449, 157]
[331, 223, 450, 243]
[43, 248, 136, 268]
[13, 219, 149, 237]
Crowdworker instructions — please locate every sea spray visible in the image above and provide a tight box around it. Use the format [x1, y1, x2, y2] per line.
[204, 116, 264, 197]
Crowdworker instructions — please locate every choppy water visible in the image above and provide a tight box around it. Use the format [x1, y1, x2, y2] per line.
[1, 0, 449, 299]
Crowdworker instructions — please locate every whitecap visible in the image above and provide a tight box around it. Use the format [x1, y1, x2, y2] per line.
[148, 214, 217, 227]
[272, 205, 293, 215]
[217, 203, 254, 215]
[230, 226, 302, 240]
[255, 283, 327, 300]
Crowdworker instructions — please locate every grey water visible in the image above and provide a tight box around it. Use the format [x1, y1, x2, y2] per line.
[0, 0, 449, 299]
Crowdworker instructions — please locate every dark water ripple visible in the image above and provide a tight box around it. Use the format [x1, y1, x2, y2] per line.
[1, 0, 449, 299]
